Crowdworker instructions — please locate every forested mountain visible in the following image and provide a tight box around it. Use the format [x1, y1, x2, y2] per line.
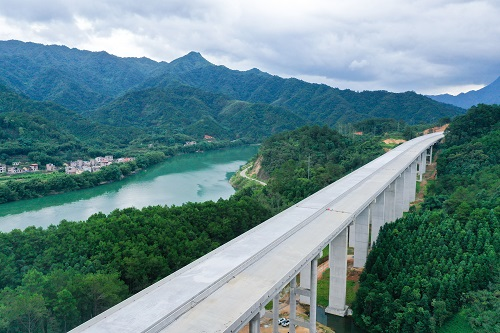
[0, 84, 145, 164]
[353, 104, 500, 333]
[87, 84, 306, 141]
[142, 53, 464, 126]
[0, 40, 167, 112]
[429, 76, 500, 109]
[1, 40, 464, 139]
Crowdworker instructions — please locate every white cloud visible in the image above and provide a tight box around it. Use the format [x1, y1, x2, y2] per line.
[0, 0, 498, 94]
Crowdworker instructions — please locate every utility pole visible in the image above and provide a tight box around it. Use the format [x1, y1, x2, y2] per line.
[308, 154, 311, 179]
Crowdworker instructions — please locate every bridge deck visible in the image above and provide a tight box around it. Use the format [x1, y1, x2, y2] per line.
[70, 132, 443, 333]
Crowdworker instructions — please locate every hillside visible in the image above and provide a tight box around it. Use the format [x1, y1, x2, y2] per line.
[429, 76, 500, 109]
[87, 84, 306, 141]
[143, 55, 465, 125]
[0, 40, 166, 111]
[0, 84, 143, 163]
[0, 40, 464, 135]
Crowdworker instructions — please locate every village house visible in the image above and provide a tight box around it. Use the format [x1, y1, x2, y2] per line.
[64, 156, 132, 174]
[46, 163, 57, 172]
[7, 166, 22, 174]
[0, 164, 6, 173]
[29, 164, 38, 171]
[204, 135, 215, 142]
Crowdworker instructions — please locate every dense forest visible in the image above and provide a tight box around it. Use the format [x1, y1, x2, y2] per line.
[352, 104, 500, 333]
[0, 125, 386, 332]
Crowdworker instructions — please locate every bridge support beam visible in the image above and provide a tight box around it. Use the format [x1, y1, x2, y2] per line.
[354, 208, 370, 268]
[395, 173, 405, 219]
[428, 145, 433, 164]
[370, 192, 385, 246]
[325, 228, 348, 316]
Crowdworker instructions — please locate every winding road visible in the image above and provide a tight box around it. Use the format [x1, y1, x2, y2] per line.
[240, 165, 267, 186]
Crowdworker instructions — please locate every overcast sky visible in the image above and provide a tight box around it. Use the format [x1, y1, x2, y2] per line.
[0, 0, 499, 95]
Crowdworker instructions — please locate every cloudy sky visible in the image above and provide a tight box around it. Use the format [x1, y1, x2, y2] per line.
[0, 0, 499, 95]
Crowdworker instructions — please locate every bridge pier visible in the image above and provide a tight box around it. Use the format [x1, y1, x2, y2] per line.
[410, 161, 417, 203]
[249, 312, 260, 333]
[395, 174, 405, 219]
[348, 223, 355, 248]
[299, 262, 311, 304]
[325, 228, 348, 316]
[384, 181, 396, 222]
[403, 166, 412, 210]
[354, 208, 370, 268]
[272, 294, 279, 333]
[370, 192, 385, 246]
[290, 277, 297, 333]
[418, 152, 426, 181]
[293, 257, 319, 332]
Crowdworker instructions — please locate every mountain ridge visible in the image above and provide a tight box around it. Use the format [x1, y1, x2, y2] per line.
[428, 76, 500, 108]
[0, 40, 465, 144]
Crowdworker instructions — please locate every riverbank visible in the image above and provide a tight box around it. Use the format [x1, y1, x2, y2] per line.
[0, 141, 250, 205]
[0, 145, 259, 232]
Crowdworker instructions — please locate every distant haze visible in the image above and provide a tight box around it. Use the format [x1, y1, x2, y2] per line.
[0, 0, 499, 95]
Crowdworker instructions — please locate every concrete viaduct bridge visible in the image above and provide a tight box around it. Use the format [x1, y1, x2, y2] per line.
[71, 132, 444, 333]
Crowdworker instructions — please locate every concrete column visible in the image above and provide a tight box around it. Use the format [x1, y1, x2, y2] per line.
[272, 294, 279, 333]
[354, 207, 370, 268]
[249, 312, 261, 333]
[410, 161, 417, 203]
[384, 182, 396, 222]
[309, 256, 318, 333]
[395, 173, 405, 219]
[403, 167, 412, 211]
[289, 277, 297, 333]
[429, 145, 433, 164]
[370, 192, 385, 246]
[348, 223, 355, 248]
[421, 152, 427, 178]
[325, 228, 348, 316]
[300, 261, 311, 304]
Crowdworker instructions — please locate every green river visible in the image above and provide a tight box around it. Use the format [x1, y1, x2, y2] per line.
[0, 145, 259, 233]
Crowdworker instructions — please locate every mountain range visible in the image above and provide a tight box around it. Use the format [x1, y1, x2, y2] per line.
[0, 40, 469, 161]
[429, 76, 500, 109]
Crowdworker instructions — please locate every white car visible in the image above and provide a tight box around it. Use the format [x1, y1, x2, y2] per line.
[282, 319, 290, 327]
